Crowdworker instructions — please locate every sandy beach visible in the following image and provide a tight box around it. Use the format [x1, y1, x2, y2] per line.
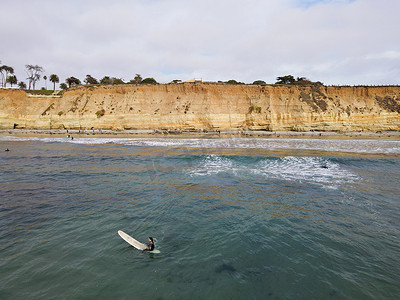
[1, 129, 399, 140]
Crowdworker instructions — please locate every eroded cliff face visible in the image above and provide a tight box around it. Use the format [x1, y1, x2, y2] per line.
[0, 84, 399, 131]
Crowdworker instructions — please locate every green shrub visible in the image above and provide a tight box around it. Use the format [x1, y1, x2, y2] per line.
[141, 77, 158, 84]
[249, 106, 262, 113]
[96, 109, 105, 118]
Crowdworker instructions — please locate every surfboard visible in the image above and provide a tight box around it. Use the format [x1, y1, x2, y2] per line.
[118, 230, 160, 253]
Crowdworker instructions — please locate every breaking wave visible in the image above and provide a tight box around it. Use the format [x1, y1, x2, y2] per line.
[1, 135, 399, 155]
[188, 155, 358, 189]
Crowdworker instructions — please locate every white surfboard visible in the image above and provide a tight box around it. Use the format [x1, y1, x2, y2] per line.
[118, 230, 160, 253]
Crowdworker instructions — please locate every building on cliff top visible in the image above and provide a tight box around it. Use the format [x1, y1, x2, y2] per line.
[172, 78, 204, 84]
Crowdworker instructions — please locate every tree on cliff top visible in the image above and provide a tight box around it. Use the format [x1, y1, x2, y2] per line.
[18, 81, 27, 89]
[129, 74, 142, 84]
[133, 74, 142, 84]
[49, 74, 59, 90]
[66, 76, 81, 88]
[43, 75, 48, 90]
[253, 80, 266, 85]
[100, 76, 112, 85]
[99, 76, 124, 85]
[293, 77, 324, 86]
[25, 65, 44, 90]
[112, 77, 125, 84]
[141, 77, 158, 84]
[226, 79, 245, 85]
[84, 75, 98, 85]
[226, 79, 239, 85]
[0, 65, 14, 87]
[275, 75, 323, 86]
[275, 75, 296, 84]
[7, 75, 17, 87]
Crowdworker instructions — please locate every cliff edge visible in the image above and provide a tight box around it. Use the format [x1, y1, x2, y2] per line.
[0, 84, 399, 132]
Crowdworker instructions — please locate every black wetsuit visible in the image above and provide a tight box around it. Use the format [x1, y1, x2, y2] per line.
[146, 241, 154, 251]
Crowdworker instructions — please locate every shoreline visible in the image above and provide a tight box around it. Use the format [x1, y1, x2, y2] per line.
[1, 129, 400, 140]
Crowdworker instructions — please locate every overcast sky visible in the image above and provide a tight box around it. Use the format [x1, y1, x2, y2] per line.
[1, 0, 399, 87]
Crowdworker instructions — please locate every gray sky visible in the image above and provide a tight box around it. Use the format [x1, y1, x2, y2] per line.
[1, 0, 399, 87]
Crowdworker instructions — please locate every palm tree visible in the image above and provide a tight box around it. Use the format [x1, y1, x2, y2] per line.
[25, 65, 44, 90]
[7, 75, 17, 87]
[18, 81, 27, 89]
[43, 75, 48, 90]
[0, 65, 14, 87]
[0, 65, 4, 87]
[49, 74, 59, 91]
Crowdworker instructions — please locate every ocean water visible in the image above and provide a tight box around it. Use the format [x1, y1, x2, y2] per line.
[0, 136, 399, 299]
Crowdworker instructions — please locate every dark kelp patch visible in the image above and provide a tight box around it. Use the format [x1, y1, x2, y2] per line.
[215, 263, 237, 274]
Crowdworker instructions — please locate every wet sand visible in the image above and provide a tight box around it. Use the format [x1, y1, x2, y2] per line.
[1, 129, 399, 140]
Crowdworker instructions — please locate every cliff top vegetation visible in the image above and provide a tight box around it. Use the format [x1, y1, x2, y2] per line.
[1, 60, 399, 94]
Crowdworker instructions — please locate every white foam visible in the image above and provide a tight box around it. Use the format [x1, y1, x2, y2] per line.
[190, 155, 235, 176]
[253, 156, 359, 188]
[1, 135, 399, 154]
[187, 155, 358, 188]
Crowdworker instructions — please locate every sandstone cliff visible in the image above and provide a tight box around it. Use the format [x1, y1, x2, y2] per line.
[0, 84, 399, 132]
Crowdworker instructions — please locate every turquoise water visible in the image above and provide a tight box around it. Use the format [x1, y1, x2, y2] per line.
[1, 136, 399, 299]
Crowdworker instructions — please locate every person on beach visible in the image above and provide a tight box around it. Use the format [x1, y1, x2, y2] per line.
[143, 237, 154, 251]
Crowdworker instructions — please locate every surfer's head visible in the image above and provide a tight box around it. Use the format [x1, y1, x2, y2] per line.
[149, 237, 153, 242]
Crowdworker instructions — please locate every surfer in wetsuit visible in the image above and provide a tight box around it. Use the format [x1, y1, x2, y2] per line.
[144, 237, 154, 251]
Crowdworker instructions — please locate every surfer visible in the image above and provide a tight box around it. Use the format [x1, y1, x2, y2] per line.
[143, 237, 155, 251]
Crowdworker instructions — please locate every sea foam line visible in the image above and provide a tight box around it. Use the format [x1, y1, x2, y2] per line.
[1, 135, 399, 154]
